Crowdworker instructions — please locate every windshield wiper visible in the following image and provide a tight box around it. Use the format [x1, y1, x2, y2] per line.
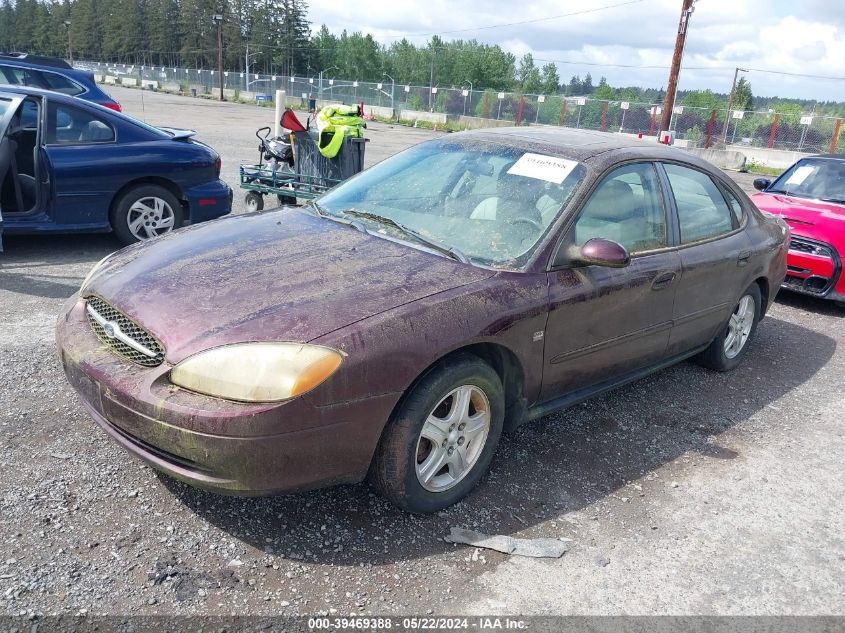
[339, 209, 470, 264]
[819, 197, 845, 205]
[307, 201, 367, 233]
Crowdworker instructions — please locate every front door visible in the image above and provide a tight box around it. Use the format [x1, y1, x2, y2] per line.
[541, 162, 681, 401]
[0, 92, 25, 249]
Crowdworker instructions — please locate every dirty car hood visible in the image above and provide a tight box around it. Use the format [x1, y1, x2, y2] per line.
[86, 208, 493, 363]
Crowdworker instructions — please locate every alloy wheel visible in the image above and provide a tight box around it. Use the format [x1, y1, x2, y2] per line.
[724, 294, 755, 359]
[414, 384, 491, 493]
[127, 196, 176, 240]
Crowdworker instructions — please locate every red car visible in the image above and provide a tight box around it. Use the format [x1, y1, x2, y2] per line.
[752, 155, 845, 307]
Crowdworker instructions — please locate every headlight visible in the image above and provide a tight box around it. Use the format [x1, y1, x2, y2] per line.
[80, 252, 116, 292]
[169, 343, 344, 403]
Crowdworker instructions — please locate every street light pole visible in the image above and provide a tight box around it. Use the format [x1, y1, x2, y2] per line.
[383, 72, 395, 115]
[659, 0, 695, 138]
[212, 14, 224, 101]
[463, 80, 473, 116]
[63, 20, 73, 64]
[429, 49, 436, 111]
[722, 66, 748, 143]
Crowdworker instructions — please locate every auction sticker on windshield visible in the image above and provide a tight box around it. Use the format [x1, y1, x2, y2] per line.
[507, 153, 580, 184]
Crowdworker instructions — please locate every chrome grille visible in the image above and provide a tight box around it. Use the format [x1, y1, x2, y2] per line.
[789, 236, 833, 258]
[85, 296, 165, 367]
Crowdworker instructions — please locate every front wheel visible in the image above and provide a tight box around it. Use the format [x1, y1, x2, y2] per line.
[696, 283, 762, 371]
[111, 184, 183, 244]
[369, 354, 504, 513]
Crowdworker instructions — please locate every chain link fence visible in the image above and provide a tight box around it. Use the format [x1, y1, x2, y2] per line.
[77, 60, 845, 155]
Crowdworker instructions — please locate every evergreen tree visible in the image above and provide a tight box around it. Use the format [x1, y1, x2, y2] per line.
[540, 62, 560, 95]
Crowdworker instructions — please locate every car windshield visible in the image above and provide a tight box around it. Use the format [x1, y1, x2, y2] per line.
[317, 138, 586, 268]
[768, 158, 845, 204]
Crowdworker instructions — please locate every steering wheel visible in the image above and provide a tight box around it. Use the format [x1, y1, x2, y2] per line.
[509, 216, 542, 231]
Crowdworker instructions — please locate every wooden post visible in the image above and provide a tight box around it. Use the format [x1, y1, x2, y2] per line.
[559, 99, 567, 127]
[516, 95, 525, 126]
[648, 108, 657, 136]
[705, 109, 716, 148]
[768, 113, 780, 149]
[600, 101, 609, 131]
[829, 118, 843, 154]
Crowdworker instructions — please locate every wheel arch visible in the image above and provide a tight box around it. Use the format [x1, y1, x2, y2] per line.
[109, 177, 189, 222]
[385, 342, 529, 439]
[753, 276, 771, 316]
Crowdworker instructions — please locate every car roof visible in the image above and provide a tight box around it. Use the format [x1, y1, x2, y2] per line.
[453, 126, 697, 163]
[0, 52, 73, 70]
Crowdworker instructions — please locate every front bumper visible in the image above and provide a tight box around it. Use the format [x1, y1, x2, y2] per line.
[783, 236, 844, 302]
[56, 296, 396, 495]
[185, 179, 233, 224]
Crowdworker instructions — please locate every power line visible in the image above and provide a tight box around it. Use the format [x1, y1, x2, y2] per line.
[371, 0, 647, 39]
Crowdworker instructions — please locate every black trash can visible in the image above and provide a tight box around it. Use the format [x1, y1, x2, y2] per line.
[308, 97, 317, 113]
[291, 131, 366, 186]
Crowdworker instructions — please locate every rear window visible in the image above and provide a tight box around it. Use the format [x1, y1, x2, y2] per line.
[39, 70, 85, 96]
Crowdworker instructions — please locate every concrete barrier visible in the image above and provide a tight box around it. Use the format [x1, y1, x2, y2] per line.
[364, 105, 395, 120]
[93, 74, 103, 83]
[450, 115, 514, 130]
[142, 80, 159, 90]
[400, 110, 447, 125]
[162, 82, 181, 93]
[684, 148, 747, 171]
[121, 77, 138, 87]
[104, 75, 117, 84]
[727, 145, 809, 170]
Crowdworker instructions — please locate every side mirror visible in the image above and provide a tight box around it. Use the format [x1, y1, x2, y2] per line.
[574, 238, 630, 268]
[753, 177, 771, 191]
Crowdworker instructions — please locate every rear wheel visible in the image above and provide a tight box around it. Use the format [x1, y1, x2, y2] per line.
[111, 184, 183, 244]
[696, 283, 762, 371]
[370, 354, 504, 513]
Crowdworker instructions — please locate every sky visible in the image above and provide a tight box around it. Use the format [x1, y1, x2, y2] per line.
[304, 0, 845, 102]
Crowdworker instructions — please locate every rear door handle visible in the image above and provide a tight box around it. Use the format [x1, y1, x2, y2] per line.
[737, 250, 752, 267]
[652, 271, 677, 290]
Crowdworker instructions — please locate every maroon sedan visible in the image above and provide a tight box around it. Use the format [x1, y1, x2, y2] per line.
[57, 128, 789, 513]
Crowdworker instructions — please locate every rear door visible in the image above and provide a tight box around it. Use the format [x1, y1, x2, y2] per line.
[658, 161, 753, 356]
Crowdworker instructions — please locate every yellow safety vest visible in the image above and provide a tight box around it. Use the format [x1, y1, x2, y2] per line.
[316, 105, 364, 158]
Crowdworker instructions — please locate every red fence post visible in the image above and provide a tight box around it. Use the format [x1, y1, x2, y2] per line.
[768, 113, 780, 149]
[559, 99, 567, 127]
[705, 109, 716, 148]
[483, 93, 489, 119]
[829, 118, 843, 154]
[648, 109, 657, 136]
[516, 95, 525, 126]
[600, 101, 609, 131]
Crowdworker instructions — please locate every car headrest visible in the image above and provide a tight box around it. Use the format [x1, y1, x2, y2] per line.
[583, 180, 637, 221]
[78, 120, 113, 142]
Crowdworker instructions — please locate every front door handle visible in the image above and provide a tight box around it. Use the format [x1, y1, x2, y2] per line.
[737, 250, 752, 267]
[652, 271, 677, 290]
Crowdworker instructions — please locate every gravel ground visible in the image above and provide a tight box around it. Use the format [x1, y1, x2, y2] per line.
[1, 87, 843, 618]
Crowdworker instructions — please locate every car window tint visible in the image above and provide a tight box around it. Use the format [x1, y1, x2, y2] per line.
[0, 65, 43, 88]
[573, 162, 667, 253]
[45, 101, 115, 145]
[39, 71, 84, 96]
[664, 163, 734, 243]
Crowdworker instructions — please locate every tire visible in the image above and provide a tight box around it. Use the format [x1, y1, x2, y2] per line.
[111, 184, 183, 245]
[369, 354, 504, 513]
[245, 191, 264, 213]
[696, 283, 762, 372]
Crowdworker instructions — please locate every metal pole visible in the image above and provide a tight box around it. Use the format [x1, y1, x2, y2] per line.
[429, 49, 435, 111]
[64, 21, 73, 64]
[722, 67, 747, 142]
[213, 14, 224, 101]
[659, 0, 695, 135]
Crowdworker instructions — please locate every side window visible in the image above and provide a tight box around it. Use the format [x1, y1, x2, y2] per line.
[572, 162, 667, 253]
[722, 188, 745, 225]
[39, 71, 85, 96]
[46, 102, 115, 145]
[0, 65, 44, 88]
[664, 164, 734, 243]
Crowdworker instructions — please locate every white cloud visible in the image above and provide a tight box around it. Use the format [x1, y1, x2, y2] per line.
[306, 0, 845, 100]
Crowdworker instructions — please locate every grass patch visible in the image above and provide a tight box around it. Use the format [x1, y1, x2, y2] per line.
[746, 161, 783, 176]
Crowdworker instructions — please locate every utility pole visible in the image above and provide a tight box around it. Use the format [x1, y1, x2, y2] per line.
[212, 14, 224, 101]
[659, 0, 695, 138]
[429, 49, 436, 111]
[722, 66, 748, 143]
[63, 20, 73, 64]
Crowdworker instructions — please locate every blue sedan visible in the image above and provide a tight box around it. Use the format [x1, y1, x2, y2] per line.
[0, 86, 232, 246]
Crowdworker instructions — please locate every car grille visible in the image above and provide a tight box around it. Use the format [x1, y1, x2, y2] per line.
[85, 296, 165, 367]
[788, 236, 834, 258]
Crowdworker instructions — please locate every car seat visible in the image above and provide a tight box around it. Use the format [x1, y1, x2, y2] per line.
[78, 120, 113, 142]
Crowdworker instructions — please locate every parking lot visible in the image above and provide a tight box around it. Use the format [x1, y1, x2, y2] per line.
[1, 86, 843, 617]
